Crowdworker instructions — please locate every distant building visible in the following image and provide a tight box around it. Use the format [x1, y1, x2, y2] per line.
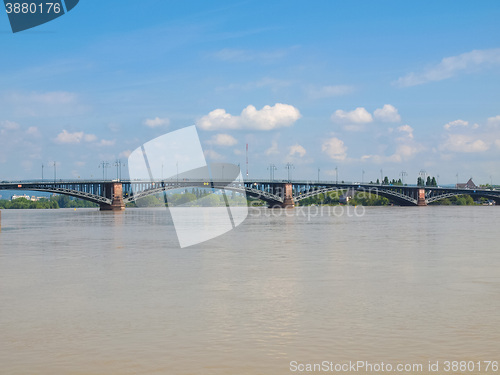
[456, 178, 476, 189]
[12, 194, 31, 200]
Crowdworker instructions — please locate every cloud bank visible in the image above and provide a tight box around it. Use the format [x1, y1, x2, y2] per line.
[197, 103, 301, 131]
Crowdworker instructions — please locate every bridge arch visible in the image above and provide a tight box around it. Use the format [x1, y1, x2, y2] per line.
[125, 183, 285, 206]
[294, 185, 419, 206]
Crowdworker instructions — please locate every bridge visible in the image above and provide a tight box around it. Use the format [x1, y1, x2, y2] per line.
[1, 179, 499, 210]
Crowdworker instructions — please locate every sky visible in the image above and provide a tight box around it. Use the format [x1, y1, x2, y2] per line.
[1, 0, 500, 185]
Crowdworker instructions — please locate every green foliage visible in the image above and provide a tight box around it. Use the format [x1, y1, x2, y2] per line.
[430, 194, 476, 205]
[0, 197, 59, 209]
[49, 195, 98, 208]
[198, 194, 222, 207]
[298, 190, 389, 206]
[134, 194, 165, 207]
[350, 192, 390, 206]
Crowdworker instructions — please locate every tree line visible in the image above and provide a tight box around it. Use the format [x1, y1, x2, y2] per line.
[0, 195, 98, 209]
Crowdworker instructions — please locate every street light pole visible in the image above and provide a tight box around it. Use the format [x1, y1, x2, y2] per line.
[419, 169, 427, 186]
[268, 164, 277, 181]
[285, 163, 294, 181]
[335, 166, 338, 184]
[318, 168, 320, 183]
[99, 161, 110, 180]
[53, 161, 57, 183]
[42, 163, 44, 180]
[401, 171, 407, 185]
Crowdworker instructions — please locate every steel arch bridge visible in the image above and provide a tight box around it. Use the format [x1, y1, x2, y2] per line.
[1, 180, 499, 210]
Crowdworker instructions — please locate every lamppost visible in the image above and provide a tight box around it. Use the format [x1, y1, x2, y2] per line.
[419, 169, 427, 186]
[285, 163, 294, 181]
[114, 160, 126, 180]
[380, 169, 383, 185]
[401, 171, 407, 185]
[318, 168, 320, 183]
[268, 164, 277, 181]
[53, 161, 57, 183]
[99, 161, 110, 180]
[335, 166, 338, 184]
[362, 169, 365, 184]
[41, 163, 44, 180]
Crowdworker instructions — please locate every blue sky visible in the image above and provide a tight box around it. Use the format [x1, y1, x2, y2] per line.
[1, 0, 500, 184]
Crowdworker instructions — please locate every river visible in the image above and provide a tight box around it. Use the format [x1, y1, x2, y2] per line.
[0, 207, 499, 374]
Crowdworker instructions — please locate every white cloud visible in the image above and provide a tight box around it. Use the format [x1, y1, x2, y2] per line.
[444, 119, 469, 130]
[119, 150, 132, 158]
[487, 115, 500, 127]
[197, 103, 301, 131]
[21, 91, 78, 105]
[362, 124, 422, 163]
[265, 140, 279, 155]
[0, 120, 20, 130]
[362, 143, 422, 163]
[2, 91, 86, 117]
[143, 117, 170, 128]
[374, 104, 401, 122]
[307, 85, 354, 99]
[54, 130, 98, 144]
[331, 107, 373, 125]
[204, 149, 224, 160]
[208, 133, 238, 146]
[397, 125, 414, 139]
[322, 137, 347, 160]
[288, 144, 306, 158]
[84, 134, 97, 142]
[394, 144, 420, 160]
[441, 134, 489, 153]
[396, 48, 500, 87]
[25, 126, 40, 136]
[211, 48, 289, 63]
[97, 139, 115, 147]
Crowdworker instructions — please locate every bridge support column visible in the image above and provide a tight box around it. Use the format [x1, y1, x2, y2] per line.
[100, 182, 125, 211]
[417, 188, 427, 206]
[281, 183, 295, 208]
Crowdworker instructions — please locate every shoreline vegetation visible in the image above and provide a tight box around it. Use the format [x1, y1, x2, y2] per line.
[0, 188, 490, 209]
[0, 195, 97, 209]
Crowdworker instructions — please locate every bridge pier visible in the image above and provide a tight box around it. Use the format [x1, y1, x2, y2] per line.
[281, 183, 295, 208]
[100, 182, 125, 211]
[417, 188, 427, 206]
